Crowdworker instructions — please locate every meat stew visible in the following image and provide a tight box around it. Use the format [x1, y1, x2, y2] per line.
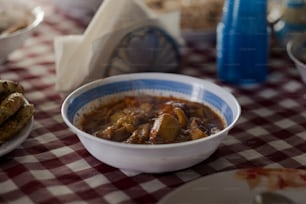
[79, 95, 226, 144]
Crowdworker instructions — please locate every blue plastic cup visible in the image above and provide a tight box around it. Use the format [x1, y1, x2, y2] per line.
[217, 0, 270, 85]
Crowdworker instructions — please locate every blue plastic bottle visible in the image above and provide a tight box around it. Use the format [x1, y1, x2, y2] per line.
[217, 0, 269, 85]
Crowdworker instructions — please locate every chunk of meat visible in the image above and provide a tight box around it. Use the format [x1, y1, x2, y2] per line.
[95, 126, 130, 142]
[174, 107, 187, 128]
[188, 117, 208, 140]
[189, 127, 208, 140]
[125, 123, 151, 144]
[150, 113, 181, 144]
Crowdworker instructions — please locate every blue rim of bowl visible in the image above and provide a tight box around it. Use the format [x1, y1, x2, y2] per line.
[62, 73, 241, 148]
[287, 36, 306, 67]
[67, 79, 233, 124]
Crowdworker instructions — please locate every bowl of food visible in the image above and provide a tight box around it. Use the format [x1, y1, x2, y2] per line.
[287, 34, 306, 84]
[0, 0, 44, 63]
[61, 73, 241, 173]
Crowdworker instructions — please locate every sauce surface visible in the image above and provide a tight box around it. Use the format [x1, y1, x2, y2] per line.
[80, 95, 225, 144]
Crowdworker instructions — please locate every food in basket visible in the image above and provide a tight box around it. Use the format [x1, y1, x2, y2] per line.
[0, 80, 34, 144]
[146, 0, 224, 31]
[0, 4, 34, 37]
[79, 95, 225, 144]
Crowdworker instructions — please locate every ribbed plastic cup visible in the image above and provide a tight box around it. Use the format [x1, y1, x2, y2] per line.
[217, 0, 269, 85]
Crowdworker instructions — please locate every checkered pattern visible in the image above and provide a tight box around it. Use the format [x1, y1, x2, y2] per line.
[1, 1, 306, 203]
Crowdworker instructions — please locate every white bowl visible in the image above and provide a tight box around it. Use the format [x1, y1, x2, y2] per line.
[0, 1, 44, 63]
[287, 34, 306, 84]
[61, 73, 241, 174]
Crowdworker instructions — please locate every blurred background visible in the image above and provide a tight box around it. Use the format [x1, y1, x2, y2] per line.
[48, 0, 290, 45]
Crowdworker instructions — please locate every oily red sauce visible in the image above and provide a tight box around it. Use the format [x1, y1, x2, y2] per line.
[80, 95, 225, 144]
[235, 168, 306, 190]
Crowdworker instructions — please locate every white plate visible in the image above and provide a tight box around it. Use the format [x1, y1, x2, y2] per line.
[0, 117, 33, 156]
[159, 168, 306, 204]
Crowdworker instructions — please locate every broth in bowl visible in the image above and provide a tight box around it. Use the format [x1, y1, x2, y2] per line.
[79, 95, 225, 144]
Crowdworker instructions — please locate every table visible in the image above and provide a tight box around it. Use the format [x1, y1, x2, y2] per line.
[1, 1, 306, 203]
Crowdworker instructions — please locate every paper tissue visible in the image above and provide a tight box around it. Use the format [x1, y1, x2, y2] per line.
[54, 0, 182, 96]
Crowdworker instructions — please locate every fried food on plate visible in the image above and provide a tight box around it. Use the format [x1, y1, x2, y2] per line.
[0, 80, 34, 144]
[0, 80, 24, 99]
[0, 92, 25, 125]
[0, 104, 34, 143]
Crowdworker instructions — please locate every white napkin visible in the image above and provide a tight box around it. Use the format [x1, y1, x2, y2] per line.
[54, 0, 181, 96]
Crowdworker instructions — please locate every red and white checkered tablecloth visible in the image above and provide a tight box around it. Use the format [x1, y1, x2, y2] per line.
[1, 1, 306, 203]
